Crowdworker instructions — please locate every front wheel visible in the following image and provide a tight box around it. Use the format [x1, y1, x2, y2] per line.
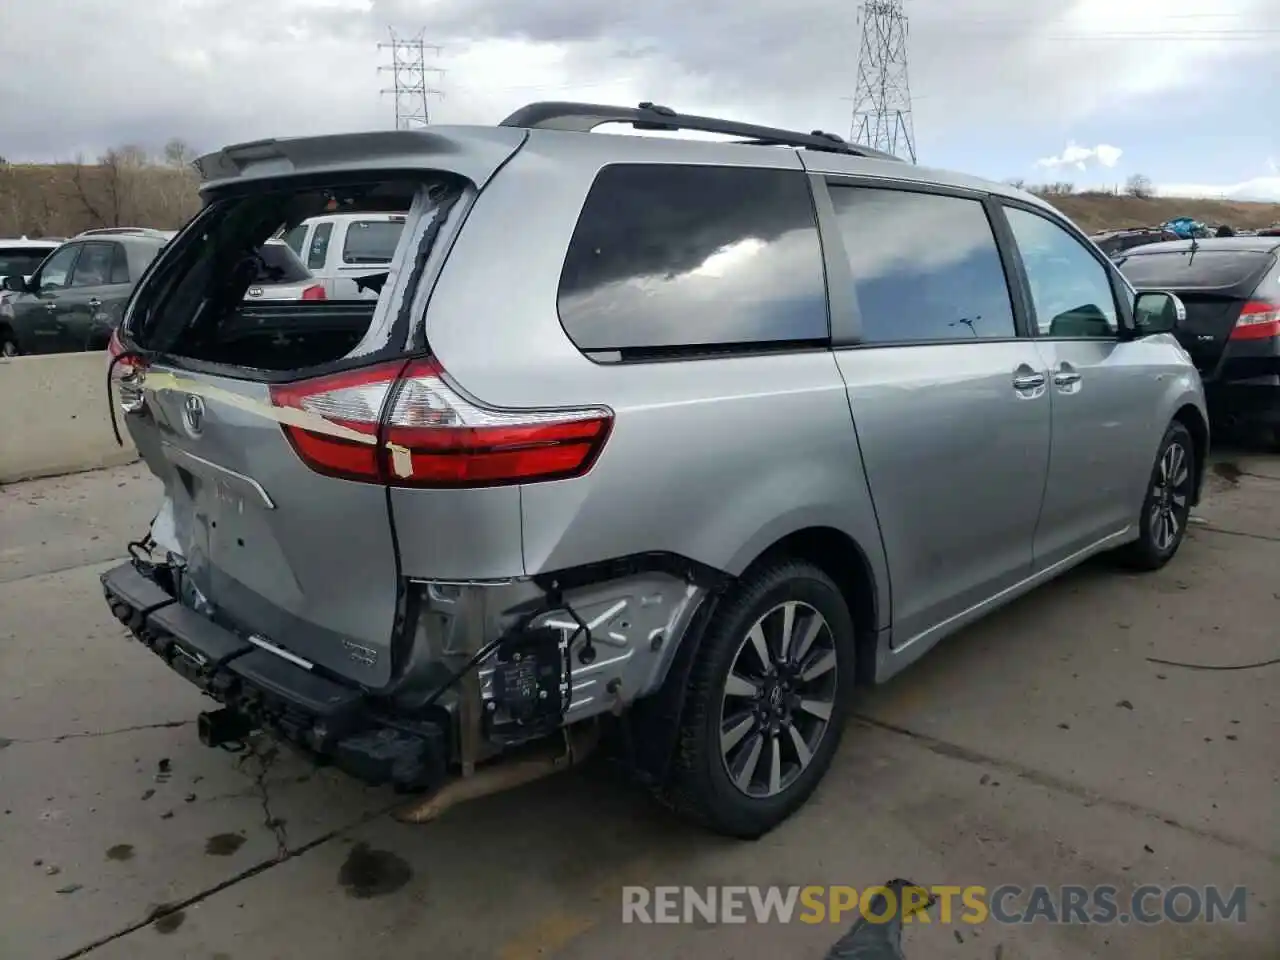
[1117, 420, 1196, 571]
[662, 559, 856, 838]
[0, 329, 18, 358]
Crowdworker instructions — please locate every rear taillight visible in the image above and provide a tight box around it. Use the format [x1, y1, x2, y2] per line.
[269, 357, 613, 487]
[300, 283, 326, 301]
[1230, 300, 1280, 341]
[107, 327, 145, 376]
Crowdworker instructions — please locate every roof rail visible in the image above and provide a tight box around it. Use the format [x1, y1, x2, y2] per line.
[73, 227, 172, 240]
[499, 101, 905, 162]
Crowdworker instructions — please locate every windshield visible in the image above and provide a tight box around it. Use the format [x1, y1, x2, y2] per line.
[1116, 250, 1273, 289]
[0, 249, 54, 278]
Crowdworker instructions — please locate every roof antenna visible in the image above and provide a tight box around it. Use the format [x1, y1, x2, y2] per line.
[1188, 231, 1199, 265]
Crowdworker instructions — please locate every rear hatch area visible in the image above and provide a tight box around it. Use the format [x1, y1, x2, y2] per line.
[110, 129, 529, 691]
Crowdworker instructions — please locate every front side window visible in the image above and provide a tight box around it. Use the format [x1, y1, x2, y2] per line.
[69, 242, 114, 287]
[37, 244, 80, 290]
[1005, 207, 1118, 338]
[558, 163, 829, 354]
[828, 186, 1016, 343]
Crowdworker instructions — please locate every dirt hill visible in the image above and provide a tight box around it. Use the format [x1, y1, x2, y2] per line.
[1044, 192, 1280, 234]
[0, 159, 200, 238]
[1, 159, 1278, 239]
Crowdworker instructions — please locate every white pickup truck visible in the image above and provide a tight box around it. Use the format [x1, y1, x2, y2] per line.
[278, 212, 408, 299]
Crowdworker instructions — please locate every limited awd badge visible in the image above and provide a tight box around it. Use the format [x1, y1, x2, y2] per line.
[182, 394, 206, 437]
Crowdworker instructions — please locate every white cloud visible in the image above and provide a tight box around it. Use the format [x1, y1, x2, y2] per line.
[1036, 143, 1124, 173]
[1157, 177, 1280, 203]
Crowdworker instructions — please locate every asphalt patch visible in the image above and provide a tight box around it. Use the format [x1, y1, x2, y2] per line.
[204, 833, 247, 857]
[337, 842, 413, 899]
[154, 910, 186, 935]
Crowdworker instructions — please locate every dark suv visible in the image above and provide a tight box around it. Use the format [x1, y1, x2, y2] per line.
[0, 231, 168, 356]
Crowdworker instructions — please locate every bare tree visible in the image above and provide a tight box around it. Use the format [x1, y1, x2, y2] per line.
[163, 137, 195, 170]
[1125, 173, 1154, 199]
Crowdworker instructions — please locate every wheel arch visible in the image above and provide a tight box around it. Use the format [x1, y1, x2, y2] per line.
[736, 525, 881, 688]
[1171, 402, 1209, 505]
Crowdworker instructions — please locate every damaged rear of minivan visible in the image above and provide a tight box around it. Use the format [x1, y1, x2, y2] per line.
[100, 126, 634, 797]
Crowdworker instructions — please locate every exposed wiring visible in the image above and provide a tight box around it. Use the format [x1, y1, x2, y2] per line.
[105, 347, 151, 447]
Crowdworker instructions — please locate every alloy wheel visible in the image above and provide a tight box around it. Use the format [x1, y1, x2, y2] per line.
[1150, 440, 1191, 551]
[718, 600, 839, 798]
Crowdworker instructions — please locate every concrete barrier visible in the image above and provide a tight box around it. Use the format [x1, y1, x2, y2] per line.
[0, 351, 139, 484]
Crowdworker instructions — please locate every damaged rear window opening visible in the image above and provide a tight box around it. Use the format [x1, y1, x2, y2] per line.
[123, 176, 463, 374]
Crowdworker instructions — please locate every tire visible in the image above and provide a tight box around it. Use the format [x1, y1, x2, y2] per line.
[0, 328, 17, 358]
[1117, 420, 1196, 571]
[661, 559, 856, 838]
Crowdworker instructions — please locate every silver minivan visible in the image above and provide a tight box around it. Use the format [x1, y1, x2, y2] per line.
[101, 102, 1207, 838]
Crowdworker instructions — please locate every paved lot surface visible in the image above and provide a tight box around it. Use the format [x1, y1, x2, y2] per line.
[1, 456, 1277, 960]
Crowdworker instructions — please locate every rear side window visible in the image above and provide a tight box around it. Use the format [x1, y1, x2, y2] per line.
[557, 164, 829, 354]
[1116, 250, 1274, 289]
[827, 186, 1016, 342]
[307, 222, 333, 270]
[109, 244, 130, 284]
[255, 243, 311, 284]
[342, 220, 404, 264]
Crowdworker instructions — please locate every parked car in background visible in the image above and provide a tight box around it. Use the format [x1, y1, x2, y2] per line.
[278, 211, 408, 298]
[1116, 237, 1280, 444]
[102, 102, 1206, 839]
[74, 227, 177, 241]
[0, 238, 61, 296]
[242, 240, 327, 301]
[0, 231, 168, 356]
[1091, 227, 1178, 258]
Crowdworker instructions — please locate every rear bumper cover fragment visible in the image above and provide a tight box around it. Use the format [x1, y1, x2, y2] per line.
[100, 561, 447, 791]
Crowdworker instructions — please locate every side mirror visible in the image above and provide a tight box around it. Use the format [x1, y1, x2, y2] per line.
[1133, 291, 1185, 335]
[1, 275, 26, 293]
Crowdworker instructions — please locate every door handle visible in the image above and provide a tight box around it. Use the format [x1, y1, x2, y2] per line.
[44, 302, 58, 311]
[1054, 362, 1082, 387]
[88, 297, 101, 308]
[1013, 373, 1046, 390]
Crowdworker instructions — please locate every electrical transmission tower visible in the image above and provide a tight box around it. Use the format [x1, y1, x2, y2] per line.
[378, 28, 444, 129]
[848, 0, 917, 163]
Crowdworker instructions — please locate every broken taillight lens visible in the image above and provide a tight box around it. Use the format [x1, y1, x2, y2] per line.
[269, 357, 613, 487]
[300, 283, 326, 301]
[1229, 301, 1280, 341]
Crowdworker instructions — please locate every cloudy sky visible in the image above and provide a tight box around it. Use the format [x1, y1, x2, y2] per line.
[2, 0, 1277, 199]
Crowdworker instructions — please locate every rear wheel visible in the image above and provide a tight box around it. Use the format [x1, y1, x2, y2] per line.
[1117, 421, 1196, 571]
[662, 559, 855, 838]
[0, 328, 17, 357]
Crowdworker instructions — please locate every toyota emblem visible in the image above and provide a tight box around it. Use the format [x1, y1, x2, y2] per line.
[182, 394, 206, 436]
[248, 286, 263, 297]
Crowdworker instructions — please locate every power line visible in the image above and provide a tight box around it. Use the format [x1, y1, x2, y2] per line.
[849, 0, 917, 163]
[378, 28, 445, 129]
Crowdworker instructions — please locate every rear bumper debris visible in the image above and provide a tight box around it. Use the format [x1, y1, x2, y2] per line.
[101, 561, 448, 792]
